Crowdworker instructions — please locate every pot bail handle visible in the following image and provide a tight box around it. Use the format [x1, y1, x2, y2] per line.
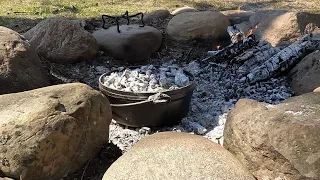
[147, 92, 171, 104]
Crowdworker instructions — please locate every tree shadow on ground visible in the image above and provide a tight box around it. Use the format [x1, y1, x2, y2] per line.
[0, 16, 43, 33]
[52, 4, 79, 14]
[0, 16, 103, 33]
[240, 0, 282, 11]
[63, 143, 122, 180]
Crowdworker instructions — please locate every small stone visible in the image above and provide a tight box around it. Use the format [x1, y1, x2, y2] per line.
[189, 121, 207, 135]
[138, 127, 151, 135]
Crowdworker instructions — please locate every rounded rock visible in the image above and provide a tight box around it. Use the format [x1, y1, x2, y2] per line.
[288, 51, 320, 95]
[0, 26, 51, 95]
[249, 10, 320, 46]
[224, 94, 320, 179]
[93, 25, 162, 63]
[167, 11, 230, 41]
[102, 132, 255, 180]
[23, 17, 99, 64]
[0, 83, 112, 179]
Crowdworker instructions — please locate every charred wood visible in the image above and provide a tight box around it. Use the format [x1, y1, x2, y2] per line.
[245, 40, 319, 83]
[227, 25, 245, 44]
[237, 47, 281, 74]
[232, 40, 272, 62]
[204, 34, 259, 64]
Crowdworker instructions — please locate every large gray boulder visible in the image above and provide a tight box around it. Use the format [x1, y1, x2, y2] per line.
[93, 25, 162, 63]
[0, 26, 50, 95]
[249, 10, 320, 46]
[167, 11, 230, 41]
[0, 83, 112, 180]
[288, 50, 320, 95]
[224, 93, 320, 180]
[103, 132, 255, 180]
[23, 17, 99, 64]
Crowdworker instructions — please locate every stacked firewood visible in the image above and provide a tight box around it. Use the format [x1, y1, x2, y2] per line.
[204, 24, 320, 83]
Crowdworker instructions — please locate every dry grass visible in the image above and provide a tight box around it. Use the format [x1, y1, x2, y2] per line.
[0, 0, 319, 29]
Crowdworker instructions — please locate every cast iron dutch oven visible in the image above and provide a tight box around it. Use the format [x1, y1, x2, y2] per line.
[99, 70, 196, 127]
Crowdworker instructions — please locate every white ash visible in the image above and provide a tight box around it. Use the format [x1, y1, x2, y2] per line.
[102, 65, 190, 92]
[109, 59, 293, 152]
[95, 66, 110, 74]
[109, 120, 151, 151]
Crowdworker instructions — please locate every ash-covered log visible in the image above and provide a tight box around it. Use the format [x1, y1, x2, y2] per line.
[245, 40, 319, 83]
[237, 47, 281, 75]
[232, 40, 273, 62]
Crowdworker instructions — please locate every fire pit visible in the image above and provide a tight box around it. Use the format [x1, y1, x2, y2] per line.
[99, 66, 196, 127]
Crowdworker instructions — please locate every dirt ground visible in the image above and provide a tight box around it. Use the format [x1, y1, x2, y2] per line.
[62, 143, 122, 180]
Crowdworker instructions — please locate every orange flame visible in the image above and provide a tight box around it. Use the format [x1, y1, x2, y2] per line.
[236, 6, 241, 13]
[246, 29, 253, 37]
[216, 45, 221, 50]
[246, 24, 259, 37]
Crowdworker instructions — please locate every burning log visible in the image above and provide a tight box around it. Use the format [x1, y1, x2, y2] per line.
[205, 24, 262, 63]
[203, 24, 263, 65]
[227, 25, 245, 44]
[204, 24, 319, 84]
[245, 40, 319, 83]
[204, 34, 259, 64]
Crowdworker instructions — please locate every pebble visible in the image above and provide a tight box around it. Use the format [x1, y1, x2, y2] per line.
[138, 127, 151, 135]
[188, 121, 207, 135]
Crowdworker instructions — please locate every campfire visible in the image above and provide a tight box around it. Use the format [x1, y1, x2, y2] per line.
[204, 23, 319, 83]
[39, 14, 320, 153]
